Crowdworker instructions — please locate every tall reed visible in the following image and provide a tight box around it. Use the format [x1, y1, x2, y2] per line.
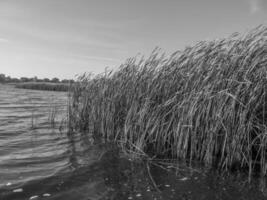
[69, 26, 267, 178]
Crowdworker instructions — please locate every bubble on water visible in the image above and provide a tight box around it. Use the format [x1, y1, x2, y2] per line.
[128, 196, 133, 199]
[13, 188, 23, 193]
[6, 182, 12, 186]
[29, 195, 39, 200]
[43, 193, 51, 197]
[136, 193, 142, 197]
[179, 177, 189, 181]
[165, 184, 170, 187]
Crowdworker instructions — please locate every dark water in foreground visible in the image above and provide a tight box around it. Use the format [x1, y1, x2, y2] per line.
[0, 84, 266, 200]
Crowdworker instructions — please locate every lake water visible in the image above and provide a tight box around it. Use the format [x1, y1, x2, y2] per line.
[0, 84, 266, 200]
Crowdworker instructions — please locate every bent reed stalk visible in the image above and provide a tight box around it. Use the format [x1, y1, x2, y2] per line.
[69, 26, 267, 178]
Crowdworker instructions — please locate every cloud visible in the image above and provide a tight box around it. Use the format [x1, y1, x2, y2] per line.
[0, 38, 9, 43]
[248, 0, 267, 14]
[248, 0, 261, 14]
[78, 55, 121, 63]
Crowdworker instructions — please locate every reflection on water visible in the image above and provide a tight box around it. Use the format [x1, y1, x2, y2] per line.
[0, 84, 266, 200]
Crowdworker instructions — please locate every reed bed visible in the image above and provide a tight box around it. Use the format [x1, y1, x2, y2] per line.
[69, 26, 267, 178]
[16, 82, 70, 91]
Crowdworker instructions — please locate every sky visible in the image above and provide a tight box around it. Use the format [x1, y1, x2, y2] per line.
[0, 0, 266, 80]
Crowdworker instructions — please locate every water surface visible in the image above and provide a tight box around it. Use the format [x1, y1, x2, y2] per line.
[0, 84, 266, 200]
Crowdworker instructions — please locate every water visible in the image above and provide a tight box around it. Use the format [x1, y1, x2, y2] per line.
[0, 84, 266, 200]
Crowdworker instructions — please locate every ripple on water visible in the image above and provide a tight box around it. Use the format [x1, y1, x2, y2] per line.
[0, 84, 267, 200]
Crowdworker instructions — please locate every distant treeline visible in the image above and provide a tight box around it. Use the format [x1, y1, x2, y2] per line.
[15, 82, 70, 92]
[0, 74, 75, 84]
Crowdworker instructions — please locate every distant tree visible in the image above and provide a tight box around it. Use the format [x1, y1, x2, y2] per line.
[51, 77, 59, 83]
[32, 76, 38, 82]
[61, 79, 70, 83]
[61, 79, 75, 84]
[28, 77, 35, 82]
[20, 77, 30, 82]
[0, 74, 6, 83]
[43, 78, 50, 82]
[5, 76, 11, 82]
[10, 78, 20, 83]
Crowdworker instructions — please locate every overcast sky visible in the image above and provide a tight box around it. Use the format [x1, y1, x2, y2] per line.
[0, 0, 266, 79]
